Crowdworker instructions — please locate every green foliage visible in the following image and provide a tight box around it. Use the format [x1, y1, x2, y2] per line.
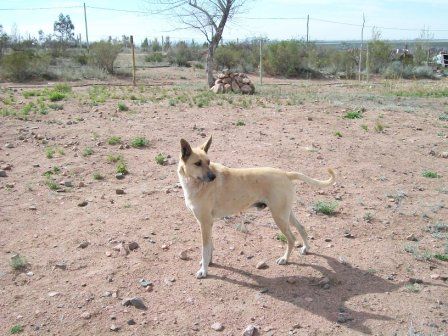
[314, 200, 338, 215]
[334, 131, 343, 138]
[145, 52, 163, 63]
[405, 283, 421, 293]
[155, 153, 167, 165]
[82, 147, 94, 157]
[89, 85, 110, 104]
[117, 102, 129, 111]
[48, 103, 64, 110]
[45, 147, 55, 159]
[108, 136, 122, 145]
[276, 232, 287, 243]
[107, 154, 123, 163]
[1, 50, 51, 81]
[89, 41, 122, 74]
[10, 325, 23, 334]
[439, 113, 448, 121]
[10, 254, 27, 270]
[45, 178, 60, 190]
[48, 91, 65, 101]
[422, 170, 440, 178]
[116, 160, 128, 174]
[53, 83, 72, 93]
[131, 137, 149, 148]
[374, 121, 384, 133]
[235, 120, 246, 126]
[93, 172, 104, 180]
[344, 108, 364, 119]
[434, 254, 448, 261]
[367, 39, 391, 73]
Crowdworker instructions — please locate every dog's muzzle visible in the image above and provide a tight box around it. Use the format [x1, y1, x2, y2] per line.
[203, 171, 216, 182]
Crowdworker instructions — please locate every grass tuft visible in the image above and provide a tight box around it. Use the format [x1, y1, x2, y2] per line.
[131, 137, 149, 148]
[314, 200, 338, 216]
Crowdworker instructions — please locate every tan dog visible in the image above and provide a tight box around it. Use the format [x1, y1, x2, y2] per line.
[177, 136, 335, 278]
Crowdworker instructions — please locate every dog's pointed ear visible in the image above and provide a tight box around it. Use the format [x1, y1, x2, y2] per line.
[180, 139, 192, 161]
[201, 135, 212, 153]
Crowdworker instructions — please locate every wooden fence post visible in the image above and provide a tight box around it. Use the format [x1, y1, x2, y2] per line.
[130, 35, 136, 86]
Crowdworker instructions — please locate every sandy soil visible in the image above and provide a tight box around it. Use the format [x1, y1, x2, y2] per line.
[1, 69, 447, 335]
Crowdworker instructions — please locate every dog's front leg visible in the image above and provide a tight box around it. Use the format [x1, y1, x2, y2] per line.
[195, 213, 213, 279]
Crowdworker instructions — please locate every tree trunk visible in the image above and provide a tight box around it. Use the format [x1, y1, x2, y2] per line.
[206, 43, 216, 88]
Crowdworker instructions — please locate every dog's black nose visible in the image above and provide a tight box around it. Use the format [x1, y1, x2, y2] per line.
[207, 172, 216, 181]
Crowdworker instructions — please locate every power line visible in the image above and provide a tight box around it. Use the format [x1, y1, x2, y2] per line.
[85, 6, 149, 14]
[0, 6, 82, 11]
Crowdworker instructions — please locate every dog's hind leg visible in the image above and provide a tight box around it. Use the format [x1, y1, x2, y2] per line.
[272, 213, 296, 265]
[290, 212, 310, 255]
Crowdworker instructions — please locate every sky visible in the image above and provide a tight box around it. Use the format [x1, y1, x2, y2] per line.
[0, 0, 447, 44]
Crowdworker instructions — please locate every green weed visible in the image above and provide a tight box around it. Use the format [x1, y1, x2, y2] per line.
[108, 136, 122, 145]
[131, 137, 149, 148]
[314, 200, 338, 216]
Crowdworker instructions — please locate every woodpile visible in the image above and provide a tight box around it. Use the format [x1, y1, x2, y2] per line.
[210, 72, 255, 94]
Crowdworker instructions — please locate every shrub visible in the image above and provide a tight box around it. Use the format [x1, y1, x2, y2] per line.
[48, 91, 66, 101]
[10, 324, 23, 334]
[168, 41, 192, 67]
[108, 136, 122, 145]
[10, 254, 27, 270]
[155, 153, 167, 165]
[368, 39, 392, 73]
[145, 52, 163, 63]
[89, 41, 122, 74]
[117, 102, 129, 111]
[314, 200, 338, 215]
[215, 45, 241, 70]
[1, 50, 50, 81]
[131, 137, 149, 148]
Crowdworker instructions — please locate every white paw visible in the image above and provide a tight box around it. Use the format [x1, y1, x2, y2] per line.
[276, 257, 288, 265]
[196, 268, 207, 279]
[300, 246, 309, 255]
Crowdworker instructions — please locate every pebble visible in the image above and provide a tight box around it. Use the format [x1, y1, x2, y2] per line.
[62, 180, 73, 187]
[406, 234, 418, 241]
[324, 238, 332, 242]
[113, 243, 129, 256]
[122, 297, 147, 310]
[179, 250, 189, 260]
[81, 312, 91, 320]
[110, 324, 120, 331]
[29, 205, 37, 211]
[33, 163, 40, 168]
[256, 261, 268, 269]
[344, 232, 354, 239]
[55, 262, 67, 270]
[0, 170, 7, 177]
[115, 173, 125, 180]
[115, 188, 125, 195]
[48, 291, 61, 297]
[78, 241, 90, 249]
[2, 164, 12, 170]
[243, 324, 258, 336]
[105, 251, 112, 257]
[128, 241, 139, 250]
[78, 200, 88, 207]
[211, 322, 224, 331]
[127, 319, 136, 325]
[5, 143, 14, 148]
[139, 279, 153, 288]
[430, 274, 440, 280]
[78, 182, 85, 188]
[304, 297, 313, 303]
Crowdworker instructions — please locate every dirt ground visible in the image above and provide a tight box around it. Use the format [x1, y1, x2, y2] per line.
[1, 68, 447, 336]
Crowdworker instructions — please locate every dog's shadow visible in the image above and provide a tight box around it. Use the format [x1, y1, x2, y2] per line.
[208, 253, 407, 334]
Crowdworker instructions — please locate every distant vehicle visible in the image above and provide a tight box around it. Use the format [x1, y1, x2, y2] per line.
[433, 52, 448, 68]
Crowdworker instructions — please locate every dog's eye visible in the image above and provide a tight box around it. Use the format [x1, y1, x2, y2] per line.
[194, 161, 202, 167]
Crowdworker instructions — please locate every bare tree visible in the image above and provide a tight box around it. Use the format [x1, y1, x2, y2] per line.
[146, 1, 246, 87]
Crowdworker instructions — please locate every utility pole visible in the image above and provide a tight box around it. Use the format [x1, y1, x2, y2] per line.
[306, 15, 309, 43]
[83, 3, 89, 51]
[358, 13, 365, 81]
[259, 38, 263, 86]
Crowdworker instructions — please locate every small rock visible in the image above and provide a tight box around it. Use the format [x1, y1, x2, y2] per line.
[161, 244, 169, 250]
[113, 243, 129, 256]
[304, 297, 313, 302]
[29, 205, 37, 210]
[127, 319, 136, 325]
[110, 324, 120, 331]
[115, 173, 125, 180]
[81, 312, 91, 320]
[33, 163, 40, 168]
[5, 143, 14, 148]
[211, 322, 224, 331]
[48, 291, 61, 297]
[430, 274, 440, 280]
[26, 271, 34, 276]
[55, 262, 66, 270]
[122, 297, 147, 310]
[344, 232, 354, 239]
[78, 200, 88, 207]
[256, 261, 268, 269]
[62, 180, 73, 187]
[78, 181, 85, 188]
[318, 277, 330, 286]
[406, 234, 418, 241]
[323, 283, 330, 289]
[2, 164, 12, 170]
[324, 238, 332, 242]
[116, 188, 125, 195]
[128, 241, 139, 250]
[6, 183, 14, 188]
[78, 241, 89, 249]
[409, 277, 423, 284]
[139, 279, 153, 288]
[243, 324, 258, 336]
[0, 170, 7, 177]
[179, 250, 189, 260]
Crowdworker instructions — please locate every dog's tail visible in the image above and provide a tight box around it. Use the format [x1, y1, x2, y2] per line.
[286, 168, 335, 187]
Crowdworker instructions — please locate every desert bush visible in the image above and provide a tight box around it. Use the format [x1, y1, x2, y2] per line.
[145, 52, 163, 63]
[89, 41, 122, 74]
[168, 41, 193, 67]
[215, 45, 241, 70]
[383, 62, 434, 79]
[1, 50, 51, 81]
[368, 39, 391, 73]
